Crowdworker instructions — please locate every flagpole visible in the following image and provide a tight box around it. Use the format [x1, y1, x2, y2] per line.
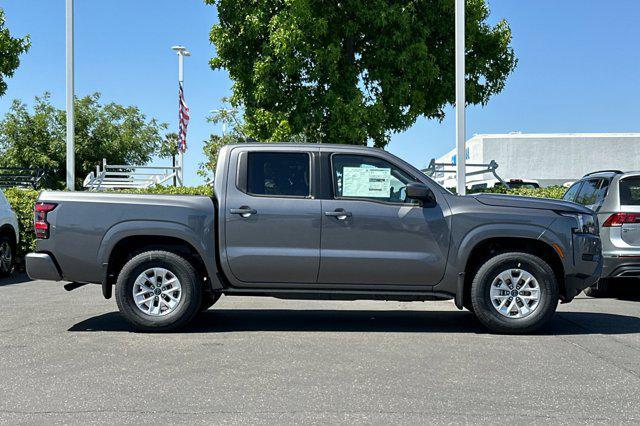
[172, 45, 190, 187]
[455, 0, 466, 195]
[66, 0, 75, 190]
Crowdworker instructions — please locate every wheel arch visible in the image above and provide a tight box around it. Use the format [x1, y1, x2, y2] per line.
[0, 223, 17, 251]
[460, 236, 565, 309]
[98, 221, 221, 298]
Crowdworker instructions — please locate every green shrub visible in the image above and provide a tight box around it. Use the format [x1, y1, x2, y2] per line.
[114, 185, 213, 196]
[4, 187, 39, 259]
[468, 185, 566, 199]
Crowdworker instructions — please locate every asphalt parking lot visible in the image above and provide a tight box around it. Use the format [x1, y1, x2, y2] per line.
[1, 275, 640, 424]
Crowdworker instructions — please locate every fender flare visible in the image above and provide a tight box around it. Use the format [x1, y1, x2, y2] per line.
[456, 223, 560, 268]
[97, 220, 220, 298]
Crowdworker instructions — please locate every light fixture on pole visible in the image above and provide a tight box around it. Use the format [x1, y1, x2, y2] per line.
[455, 0, 466, 195]
[66, 0, 75, 190]
[171, 45, 190, 187]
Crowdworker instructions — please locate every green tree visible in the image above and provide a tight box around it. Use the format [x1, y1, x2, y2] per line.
[207, 0, 517, 147]
[198, 104, 248, 179]
[0, 8, 30, 97]
[0, 93, 167, 189]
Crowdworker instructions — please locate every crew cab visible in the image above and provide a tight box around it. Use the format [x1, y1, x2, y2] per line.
[26, 144, 602, 333]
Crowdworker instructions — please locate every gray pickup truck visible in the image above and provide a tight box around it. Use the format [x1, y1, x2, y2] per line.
[26, 144, 602, 333]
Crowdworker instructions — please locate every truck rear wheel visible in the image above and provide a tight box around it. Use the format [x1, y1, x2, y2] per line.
[115, 250, 202, 332]
[470, 252, 559, 334]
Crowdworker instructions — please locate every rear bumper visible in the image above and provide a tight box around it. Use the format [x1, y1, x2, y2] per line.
[26, 253, 62, 281]
[602, 255, 640, 278]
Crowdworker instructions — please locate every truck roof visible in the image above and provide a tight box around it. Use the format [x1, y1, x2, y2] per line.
[225, 142, 383, 152]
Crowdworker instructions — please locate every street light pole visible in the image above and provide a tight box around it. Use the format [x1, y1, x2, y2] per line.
[455, 0, 466, 195]
[66, 0, 75, 190]
[172, 45, 190, 187]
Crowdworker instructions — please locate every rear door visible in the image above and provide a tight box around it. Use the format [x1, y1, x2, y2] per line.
[317, 152, 450, 287]
[618, 176, 640, 246]
[223, 148, 321, 284]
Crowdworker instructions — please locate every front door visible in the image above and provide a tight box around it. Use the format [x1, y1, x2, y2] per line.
[224, 149, 321, 284]
[318, 153, 449, 286]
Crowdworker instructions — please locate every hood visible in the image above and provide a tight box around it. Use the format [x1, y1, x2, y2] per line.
[472, 193, 593, 214]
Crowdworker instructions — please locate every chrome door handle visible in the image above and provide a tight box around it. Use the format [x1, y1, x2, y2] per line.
[230, 206, 257, 218]
[325, 209, 352, 220]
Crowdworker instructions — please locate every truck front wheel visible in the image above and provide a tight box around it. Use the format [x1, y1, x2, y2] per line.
[470, 252, 559, 334]
[115, 250, 202, 332]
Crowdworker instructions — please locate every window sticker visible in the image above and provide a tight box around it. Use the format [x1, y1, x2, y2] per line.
[342, 167, 391, 198]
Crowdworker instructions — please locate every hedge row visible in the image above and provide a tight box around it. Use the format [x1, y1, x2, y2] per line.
[4, 184, 564, 262]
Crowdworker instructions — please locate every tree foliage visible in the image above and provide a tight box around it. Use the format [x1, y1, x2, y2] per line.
[0, 8, 30, 97]
[207, 0, 517, 147]
[198, 104, 248, 180]
[0, 93, 167, 189]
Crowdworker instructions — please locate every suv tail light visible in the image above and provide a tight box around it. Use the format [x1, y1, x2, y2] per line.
[602, 212, 640, 227]
[34, 202, 57, 239]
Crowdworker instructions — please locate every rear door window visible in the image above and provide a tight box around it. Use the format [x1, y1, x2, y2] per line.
[574, 178, 609, 210]
[562, 182, 582, 202]
[620, 177, 640, 205]
[247, 152, 310, 197]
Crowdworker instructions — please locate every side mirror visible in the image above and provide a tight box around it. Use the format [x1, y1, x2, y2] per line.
[406, 182, 436, 204]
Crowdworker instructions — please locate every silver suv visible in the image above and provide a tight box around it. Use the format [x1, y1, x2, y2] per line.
[563, 170, 640, 296]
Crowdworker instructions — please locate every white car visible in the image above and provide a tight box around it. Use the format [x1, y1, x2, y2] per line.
[0, 189, 19, 277]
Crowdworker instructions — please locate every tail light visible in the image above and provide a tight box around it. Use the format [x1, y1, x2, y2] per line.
[34, 202, 57, 239]
[602, 213, 640, 227]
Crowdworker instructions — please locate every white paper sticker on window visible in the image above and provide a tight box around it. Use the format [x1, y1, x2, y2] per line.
[342, 167, 391, 198]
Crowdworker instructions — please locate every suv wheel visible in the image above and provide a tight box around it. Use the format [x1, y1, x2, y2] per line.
[583, 279, 610, 298]
[471, 252, 559, 334]
[115, 250, 202, 332]
[0, 235, 14, 277]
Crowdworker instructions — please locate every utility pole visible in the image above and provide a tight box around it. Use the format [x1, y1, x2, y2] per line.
[66, 0, 75, 190]
[172, 45, 190, 186]
[455, 0, 466, 195]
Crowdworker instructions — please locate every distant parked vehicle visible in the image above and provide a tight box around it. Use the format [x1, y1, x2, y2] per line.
[0, 189, 19, 277]
[468, 178, 540, 192]
[563, 170, 640, 296]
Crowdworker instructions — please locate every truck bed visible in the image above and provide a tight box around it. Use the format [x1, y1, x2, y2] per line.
[34, 191, 217, 285]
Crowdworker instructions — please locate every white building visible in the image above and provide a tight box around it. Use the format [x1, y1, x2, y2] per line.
[432, 133, 640, 188]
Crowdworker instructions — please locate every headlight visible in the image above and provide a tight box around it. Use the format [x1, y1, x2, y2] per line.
[561, 212, 598, 235]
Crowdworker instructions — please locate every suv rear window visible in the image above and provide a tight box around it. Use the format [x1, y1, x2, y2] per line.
[620, 177, 640, 205]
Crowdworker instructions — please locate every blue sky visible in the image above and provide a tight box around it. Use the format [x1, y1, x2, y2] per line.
[1, 0, 638, 186]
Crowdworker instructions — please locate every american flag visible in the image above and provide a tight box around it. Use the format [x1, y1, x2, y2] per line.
[177, 82, 190, 152]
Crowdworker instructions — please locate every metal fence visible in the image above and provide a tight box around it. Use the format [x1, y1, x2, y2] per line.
[83, 159, 180, 191]
[0, 167, 47, 189]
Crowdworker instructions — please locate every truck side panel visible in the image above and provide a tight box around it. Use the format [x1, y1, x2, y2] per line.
[35, 191, 217, 284]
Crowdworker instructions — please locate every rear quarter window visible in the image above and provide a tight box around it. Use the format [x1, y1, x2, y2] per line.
[620, 177, 640, 205]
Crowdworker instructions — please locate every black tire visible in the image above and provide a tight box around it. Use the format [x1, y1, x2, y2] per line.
[583, 279, 610, 298]
[0, 234, 14, 278]
[471, 252, 559, 334]
[115, 250, 202, 332]
[199, 292, 221, 312]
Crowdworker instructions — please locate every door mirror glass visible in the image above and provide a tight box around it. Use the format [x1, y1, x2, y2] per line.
[406, 183, 436, 204]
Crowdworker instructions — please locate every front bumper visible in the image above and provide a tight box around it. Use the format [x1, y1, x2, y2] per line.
[26, 253, 62, 281]
[563, 234, 603, 301]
